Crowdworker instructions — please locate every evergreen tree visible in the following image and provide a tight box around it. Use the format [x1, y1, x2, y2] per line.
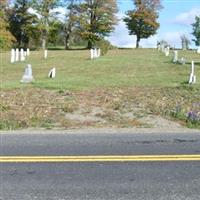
[8, 0, 36, 48]
[192, 16, 200, 46]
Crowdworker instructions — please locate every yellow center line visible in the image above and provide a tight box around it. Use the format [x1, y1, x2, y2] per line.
[0, 155, 200, 162]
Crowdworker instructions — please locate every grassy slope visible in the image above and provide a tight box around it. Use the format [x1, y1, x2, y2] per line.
[1, 48, 200, 90]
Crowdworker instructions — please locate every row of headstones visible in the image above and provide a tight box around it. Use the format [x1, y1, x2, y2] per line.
[172, 50, 196, 84]
[11, 48, 30, 63]
[90, 48, 101, 59]
[157, 44, 170, 57]
[11, 49, 48, 63]
[21, 64, 56, 83]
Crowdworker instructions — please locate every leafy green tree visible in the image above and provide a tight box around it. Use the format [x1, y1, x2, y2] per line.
[192, 16, 200, 46]
[63, 0, 79, 49]
[8, 0, 36, 48]
[0, 0, 16, 49]
[74, 0, 118, 49]
[124, 0, 162, 48]
[32, 0, 60, 49]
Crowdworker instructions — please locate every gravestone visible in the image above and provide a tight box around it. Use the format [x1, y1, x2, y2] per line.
[180, 57, 186, 65]
[94, 48, 98, 58]
[20, 64, 34, 83]
[27, 48, 30, 56]
[20, 49, 25, 61]
[44, 50, 48, 59]
[48, 67, 56, 78]
[24, 51, 27, 57]
[157, 44, 161, 51]
[11, 49, 15, 63]
[90, 49, 94, 59]
[197, 47, 200, 54]
[189, 61, 196, 84]
[97, 48, 101, 57]
[164, 47, 170, 56]
[15, 48, 19, 62]
[173, 51, 178, 63]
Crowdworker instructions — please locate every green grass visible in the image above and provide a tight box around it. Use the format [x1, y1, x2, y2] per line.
[1, 48, 200, 90]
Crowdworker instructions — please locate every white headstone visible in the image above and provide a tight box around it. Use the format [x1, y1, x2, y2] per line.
[24, 51, 27, 57]
[15, 48, 19, 62]
[180, 57, 186, 65]
[189, 61, 196, 84]
[27, 48, 30, 56]
[165, 47, 170, 56]
[94, 48, 98, 58]
[48, 67, 56, 78]
[157, 44, 161, 51]
[20, 49, 25, 61]
[173, 51, 178, 63]
[11, 49, 15, 63]
[20, 64, 34, 83]
[90, 49, 94, 59]
[44, 50, 48, 59]
[97, 48, 101, 57]
[197, 47, 200, 54]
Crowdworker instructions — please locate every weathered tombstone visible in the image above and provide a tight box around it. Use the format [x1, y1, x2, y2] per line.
[20, 64, 34, 83]
[197, 47, 200, 54]
[44, 50, 48, 59]
[24, 51, 27, 57]
[97, 48, 101, 57]
[180, 57, 186, 65]
[157, 44, 161, 51]
[165, 47, 170, 56]
[27, 48, 30, 56]
[90, 49, 94, 59]
[173, 50, 178, 63]
[11, 49, 15, 63]
[15, 48, 19, 62]
[94, 48, 98, 58]
[20, 49, 25, 61]
[48, 67, 56, 78]
[189, 61, 196, 84]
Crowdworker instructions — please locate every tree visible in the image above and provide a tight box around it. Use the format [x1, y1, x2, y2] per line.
[32, 0, 60, 49]
[180, 34, 190, 50]
[74, 0, 118, 49]
[63, 0, 79, 50]
[192, 16, 200, 46]
[8, 0, 36, 48]
[0, 0, 16, 49]
[124, 0, 162, 48]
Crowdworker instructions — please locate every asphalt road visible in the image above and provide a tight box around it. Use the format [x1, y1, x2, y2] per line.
[1, 130, 200, 200]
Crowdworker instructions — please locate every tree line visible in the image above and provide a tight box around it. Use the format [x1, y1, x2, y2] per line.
[0, 0, 199, 50]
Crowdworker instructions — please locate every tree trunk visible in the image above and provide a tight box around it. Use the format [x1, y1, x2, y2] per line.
[65, 33, 70, 50]
[136, 36, 140, 48]
[87, 40, 93, 49]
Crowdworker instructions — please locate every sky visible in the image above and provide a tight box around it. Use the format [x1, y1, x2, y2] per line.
[107, 0, 200, 48]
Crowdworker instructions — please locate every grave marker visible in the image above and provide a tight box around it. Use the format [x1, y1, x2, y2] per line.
[44, 50, 48, 59]
[48, 68, 56, 78]
[197, 47, 200, 54]
[20, 64, 34, 83]
[189, 61, 196, 84]
[15, 48, 19, 62]
[20, 49, 25, 61]
[11, 49, 15, 63]
[173, 51, 178, 63]
[27, 48, 30, 56]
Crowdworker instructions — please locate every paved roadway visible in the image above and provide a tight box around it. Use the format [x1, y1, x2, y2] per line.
[0, 130, 200, 199]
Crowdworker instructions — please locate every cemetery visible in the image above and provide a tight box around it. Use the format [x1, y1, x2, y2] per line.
[1, 48, 200, 130]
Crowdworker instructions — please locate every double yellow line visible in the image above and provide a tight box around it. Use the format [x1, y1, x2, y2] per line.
[1, 155, 200, 163]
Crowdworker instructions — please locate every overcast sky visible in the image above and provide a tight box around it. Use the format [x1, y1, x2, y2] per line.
[107, 0, 200, 48]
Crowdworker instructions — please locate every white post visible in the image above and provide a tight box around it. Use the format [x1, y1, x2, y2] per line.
[90, 49, 94, 59]
[15, 48, 19, 62]
[20, 49, 25, 61]
[189, 61, 196, 84]
[173, 51, 178, 63]
[44, 50, 48, 59]
[97, 48, 101, 57]
[27, 48, 30, 56]
[11, 49, 15, 63]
